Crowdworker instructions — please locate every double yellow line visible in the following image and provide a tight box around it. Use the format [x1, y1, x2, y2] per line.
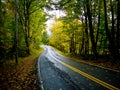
[52, 56, 120, 90]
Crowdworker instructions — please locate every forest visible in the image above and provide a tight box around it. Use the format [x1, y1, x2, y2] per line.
[0, 0, 48, 64]
[0, 0, 120, 65]
[50, 0, 120, 61]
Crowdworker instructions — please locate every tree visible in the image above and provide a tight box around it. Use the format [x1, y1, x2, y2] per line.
[18, 0, 47, 55]
[116, 0, 120, 59]
[85, 0, 98, 58]
[15, 0, 18, 64]
[42, 31, 50, 45]
[0, 0, 47, 64]
[49, 0, 120, 60]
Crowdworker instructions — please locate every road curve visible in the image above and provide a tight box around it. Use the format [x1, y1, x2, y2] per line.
[37, 45, 120, 90]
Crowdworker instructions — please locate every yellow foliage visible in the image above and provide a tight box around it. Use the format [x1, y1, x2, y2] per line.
[50, 18, 83, 52]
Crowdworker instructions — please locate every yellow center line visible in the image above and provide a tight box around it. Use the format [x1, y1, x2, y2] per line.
[52, 56, 120, 90]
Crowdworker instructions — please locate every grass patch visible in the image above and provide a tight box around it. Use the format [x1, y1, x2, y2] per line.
[3, 48, 43, 67]
[19, 48, 43, 63]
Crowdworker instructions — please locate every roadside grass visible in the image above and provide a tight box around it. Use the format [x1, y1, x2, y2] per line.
[19, 48, 43, 63]
[3, 48, 43, 67]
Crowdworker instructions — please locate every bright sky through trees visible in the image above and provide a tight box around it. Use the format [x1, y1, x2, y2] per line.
[46, 10, 66, 35]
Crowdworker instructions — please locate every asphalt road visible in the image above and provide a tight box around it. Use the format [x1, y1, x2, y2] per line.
[37, 46, 120, 90]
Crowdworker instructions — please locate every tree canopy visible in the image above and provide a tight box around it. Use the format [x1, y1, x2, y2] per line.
[49, 0, 120, 60]
[0, 0, 120, 64]
[0, 0, 48, 64]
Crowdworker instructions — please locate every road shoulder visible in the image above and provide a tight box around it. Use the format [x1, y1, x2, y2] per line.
[52, 46, 120, 72]
[0, 49, 43, 90]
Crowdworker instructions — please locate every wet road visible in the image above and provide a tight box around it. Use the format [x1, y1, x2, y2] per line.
[37, 46, 120, 90]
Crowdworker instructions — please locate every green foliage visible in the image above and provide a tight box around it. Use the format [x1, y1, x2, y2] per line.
[30, 9, 47, 49]
[0, 1, 15, 62]
[50, 0, 120, 60]
[0, 0, 120, 64]
[0, 0, 47, 64]
[50, 18, 83, 53]
[42, 31, 50, 45]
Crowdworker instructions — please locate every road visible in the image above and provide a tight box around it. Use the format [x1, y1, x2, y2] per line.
[37, 46, 120, 90]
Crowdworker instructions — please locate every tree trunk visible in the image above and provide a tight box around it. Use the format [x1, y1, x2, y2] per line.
[24, 0, 30, 55]
[103, 0, 116, 60]
[85, 11, 89, 55]
[79, 31, 85, 55]
[116, 0, 120, 59]
[70, 33, 75, 54]
[15, 0, 18, 64]
[86, 0, 98, 59]
[96, 0, 101, 46]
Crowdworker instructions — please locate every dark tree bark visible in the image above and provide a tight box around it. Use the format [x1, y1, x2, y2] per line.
[15, 0, 18, 64]
[79, 31, 85, 55]
[23, 0, 32, 55]
[96, 0, 101, 46]
[85, 0, 98, 59]
[110, 0, 117, 59]
[103, 0, 117, 60]
[70, 33, 75, 54]
[116, 0, 120, 58]
[84, 11, 89, 55]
